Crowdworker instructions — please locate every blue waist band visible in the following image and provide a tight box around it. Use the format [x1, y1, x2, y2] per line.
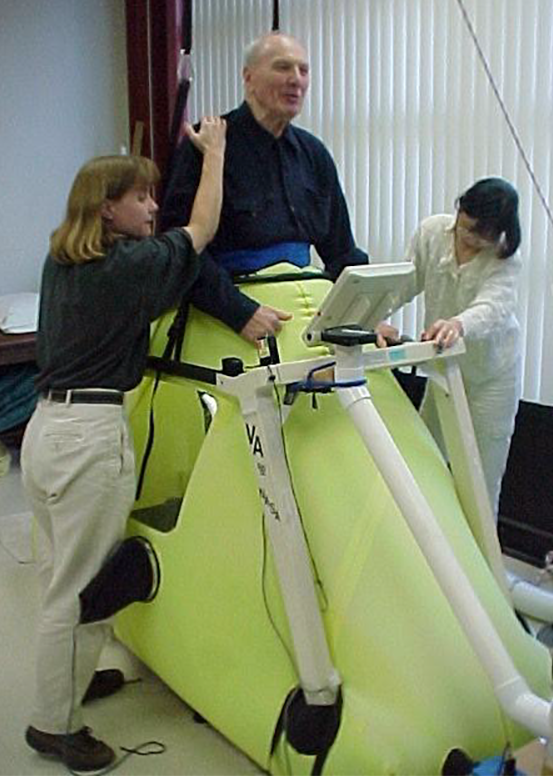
[213, 242, 310, 273]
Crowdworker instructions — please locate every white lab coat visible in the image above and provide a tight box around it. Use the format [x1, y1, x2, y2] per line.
[396, 214, 522, 516]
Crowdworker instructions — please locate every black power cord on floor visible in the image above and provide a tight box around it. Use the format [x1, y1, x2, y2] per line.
[66, 740, 167, 776]
[61, 629, 167, 776]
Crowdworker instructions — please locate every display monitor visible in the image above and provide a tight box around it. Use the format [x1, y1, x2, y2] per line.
[302, 262, 415, 346]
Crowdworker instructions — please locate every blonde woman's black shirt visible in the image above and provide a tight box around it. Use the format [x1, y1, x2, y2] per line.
[35, 229, 198, 392]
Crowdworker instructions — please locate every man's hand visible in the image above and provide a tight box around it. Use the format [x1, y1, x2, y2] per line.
[240, 305, 293, 345]
[375, 322, 400, 348]
[422, 318, 463, 351]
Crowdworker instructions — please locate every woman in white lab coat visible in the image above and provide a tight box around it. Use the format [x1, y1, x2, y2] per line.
[377, 177, 522, 518]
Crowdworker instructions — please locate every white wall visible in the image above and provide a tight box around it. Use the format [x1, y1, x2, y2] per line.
[0, 0, 129, 294]
[190, 0, 553, 404]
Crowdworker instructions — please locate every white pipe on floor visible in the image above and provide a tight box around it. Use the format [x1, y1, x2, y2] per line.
[336, 378, 553, 739]
[507, 572, 553, 623]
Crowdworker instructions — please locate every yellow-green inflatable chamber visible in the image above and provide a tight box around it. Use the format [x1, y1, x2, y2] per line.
[116, 267, 551, 775]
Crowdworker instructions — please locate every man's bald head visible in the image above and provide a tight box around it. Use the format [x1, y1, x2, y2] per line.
[243, 32, 307, 68]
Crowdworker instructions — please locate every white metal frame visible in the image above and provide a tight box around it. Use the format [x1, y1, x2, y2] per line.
[232, 375, 341, 706]
[212, 336, 553, 743]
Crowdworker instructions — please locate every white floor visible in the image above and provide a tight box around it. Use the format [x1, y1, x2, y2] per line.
[0, 445, 263, 776]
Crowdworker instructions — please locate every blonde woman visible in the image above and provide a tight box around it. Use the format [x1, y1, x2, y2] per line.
[21, 118, 225, 771]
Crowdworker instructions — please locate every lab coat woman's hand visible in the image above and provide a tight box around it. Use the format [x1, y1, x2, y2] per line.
[375, 322, 400, 348]
[422, 318, 464, 351]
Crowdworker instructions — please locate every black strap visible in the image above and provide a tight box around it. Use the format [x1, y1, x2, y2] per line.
[181, 0, 192, 53]
[146, 355, 219, 386]
[269, 688, 295, 758]
[232, 270, 331, 286]
[311, 688, 343, 775]
[135, 295, 191, 500]
[312, 751, 328, 776]
[272, 0, 280, 31]
[163, 0, 194, 199]
[134, 374, 160, 500]
[166, 297, 191, 364]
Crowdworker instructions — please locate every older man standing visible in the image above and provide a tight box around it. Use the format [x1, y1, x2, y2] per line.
[161, 32, 368, 344]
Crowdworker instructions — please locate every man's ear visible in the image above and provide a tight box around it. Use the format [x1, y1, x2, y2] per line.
[101, 200, 114, 220]
[243, 66, 253, 94]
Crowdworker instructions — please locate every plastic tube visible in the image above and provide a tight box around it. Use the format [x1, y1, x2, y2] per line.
[507, 572, 553, 623]
[338, 382, 553, 738]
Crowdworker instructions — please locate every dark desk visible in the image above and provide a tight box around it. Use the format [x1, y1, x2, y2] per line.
[0, 330, 36, 367]
[0, 331, 37, 446]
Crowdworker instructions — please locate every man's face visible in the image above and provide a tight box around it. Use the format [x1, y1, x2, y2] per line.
[244, 36, 310, 127]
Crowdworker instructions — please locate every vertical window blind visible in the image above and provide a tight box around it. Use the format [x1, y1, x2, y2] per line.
[188, 0, 553, 405]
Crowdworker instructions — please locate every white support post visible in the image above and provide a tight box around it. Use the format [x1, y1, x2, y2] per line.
[333, 344, 553, 740]
[423, 359, 511, 601]
[237, 381, 340, 706]
[429, 360, 553, 624]
[507, 572, 553, 623]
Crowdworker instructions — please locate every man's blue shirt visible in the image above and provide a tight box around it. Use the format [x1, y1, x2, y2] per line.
[161, 101, 368, 332]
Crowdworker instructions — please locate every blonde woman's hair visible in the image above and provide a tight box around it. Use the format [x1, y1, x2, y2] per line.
[50, 155, 160, 264]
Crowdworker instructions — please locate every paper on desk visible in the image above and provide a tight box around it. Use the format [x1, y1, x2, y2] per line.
[0, 293, 39, 333]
